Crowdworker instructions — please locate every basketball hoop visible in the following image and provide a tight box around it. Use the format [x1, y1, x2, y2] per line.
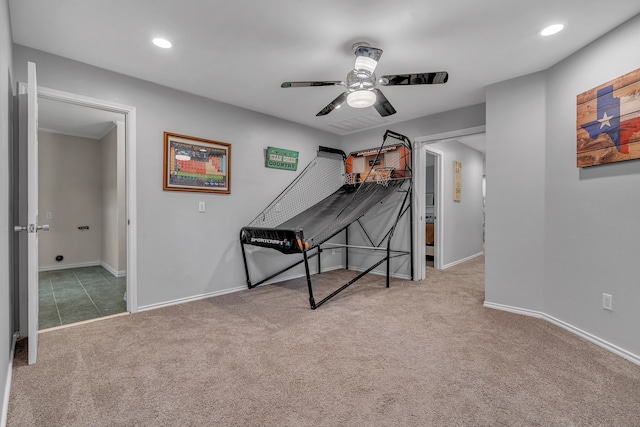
[344, 173, 357, 185]
[376, 168, 392, 187]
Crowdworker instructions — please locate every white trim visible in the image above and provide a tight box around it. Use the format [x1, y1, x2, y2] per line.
[38, 120, 116, 141]
[39, 261, 126, 277]
[413, 126, 486, 279]
[138, 265, 352, 312]
[483, 302, 640, 366]
[39, 260, 101, 272]
[40, 312, 129, 333]
[36, 86, 138, 313]
[2, 333, 19, 427]
[425, 146, 444, 271]
[413, 145, 425, 279]
[346, 265, 412, 281]
[96, 121, 118, 140]
[415, 125, 486, 144]
[441, 251, 484, 270]
[100, 261, 126, 278]
[258, 265, 343, 287]
[413, 144, 445, 279]
[125, 108, 138, 313]
[138, 286, 248, 312]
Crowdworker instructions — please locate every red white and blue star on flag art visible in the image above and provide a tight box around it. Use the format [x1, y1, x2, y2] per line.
[577, 68, 640, 167]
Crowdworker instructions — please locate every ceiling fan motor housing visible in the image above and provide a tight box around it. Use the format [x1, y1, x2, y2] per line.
[346, 69, 376, 92]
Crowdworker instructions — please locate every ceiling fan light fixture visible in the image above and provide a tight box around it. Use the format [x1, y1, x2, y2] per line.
[354, 56, 378, 74]
[347, 90, 377, 108]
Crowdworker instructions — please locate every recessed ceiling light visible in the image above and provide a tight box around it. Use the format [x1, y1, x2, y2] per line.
[152, 38, 172, 48]
[540, 24, 564, 37]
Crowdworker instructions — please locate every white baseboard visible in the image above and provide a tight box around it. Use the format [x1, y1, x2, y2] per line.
[138, 285, 248, 312]
[100, 262, 126, 278]
[2, 333, 18, 427]
[347, 265, 411, 281]
[39, 261, 101, 272]
[483, 301, 640, 366]
[137, 265, 347, 312]
[442, 251, 484, 270]
[259, 264, 343, 287]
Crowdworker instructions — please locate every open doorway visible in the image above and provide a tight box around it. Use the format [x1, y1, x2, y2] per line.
[425, 151, 436, 269]
[414, 126, 485, 280]
[33, 89, 137, 328]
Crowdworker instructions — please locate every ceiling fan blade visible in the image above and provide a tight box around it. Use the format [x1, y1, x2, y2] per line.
[281, 81, 344, 88]
[316, 92, 348, 116]
[372, 89, 396, 117]
[379, 72, 449, 86]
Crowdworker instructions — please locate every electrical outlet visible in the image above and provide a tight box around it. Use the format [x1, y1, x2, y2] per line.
[198, 201, 206, 212]
[602, 293, 613, 311]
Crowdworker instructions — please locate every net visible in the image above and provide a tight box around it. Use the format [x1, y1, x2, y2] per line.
[375, 168, 393, 187]
[248, 150, 345, 229]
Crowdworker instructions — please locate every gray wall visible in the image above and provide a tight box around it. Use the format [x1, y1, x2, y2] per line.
[38, 131, 103, 269]
[0, 0, 12, 416]
[485, 72, 547, 312]
[13, 45, 342, 309]
[341, 104, 486, 147]
[340, 104, 486, 277]
[543, 14, 640, 356]
[485, 14, 640, 357]
[426, 140, 484, 266]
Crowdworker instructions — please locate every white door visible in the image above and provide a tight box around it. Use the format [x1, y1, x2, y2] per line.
[16, 62, 45, 365]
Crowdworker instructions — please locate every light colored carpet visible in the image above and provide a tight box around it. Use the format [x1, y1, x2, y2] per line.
[8, 256, 640, 426]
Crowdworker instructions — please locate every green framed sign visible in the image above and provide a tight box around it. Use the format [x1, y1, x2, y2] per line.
[265, 146, 299, 171]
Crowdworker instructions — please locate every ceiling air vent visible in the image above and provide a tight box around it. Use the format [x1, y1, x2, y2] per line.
[328, 113, 387, 133]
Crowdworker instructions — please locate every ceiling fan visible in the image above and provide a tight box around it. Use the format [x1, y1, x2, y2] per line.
[281, 42, 448, 117]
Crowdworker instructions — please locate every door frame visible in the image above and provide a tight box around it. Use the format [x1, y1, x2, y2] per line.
[37, 86, 139, 313]
[413, 125, 485, 279]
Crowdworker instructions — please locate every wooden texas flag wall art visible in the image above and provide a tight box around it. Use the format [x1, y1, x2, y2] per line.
[576, 67, 640, 167]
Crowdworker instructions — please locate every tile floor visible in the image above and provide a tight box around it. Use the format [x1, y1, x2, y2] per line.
[38, 266, 127, 330]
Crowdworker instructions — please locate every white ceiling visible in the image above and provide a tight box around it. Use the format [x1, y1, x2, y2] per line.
[38, 97, 124, 140]
[455, 133, 486, 155]
[424, 133, 485, 167]
[9, 1, 640, 136]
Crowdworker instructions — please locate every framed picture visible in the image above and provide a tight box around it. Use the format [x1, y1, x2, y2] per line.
[163, 132, 231, 194]
[453, 160, 462, 201]
[576, 67, 640, 167]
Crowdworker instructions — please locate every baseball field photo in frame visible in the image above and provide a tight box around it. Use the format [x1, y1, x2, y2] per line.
[163, 132, 231, 194]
